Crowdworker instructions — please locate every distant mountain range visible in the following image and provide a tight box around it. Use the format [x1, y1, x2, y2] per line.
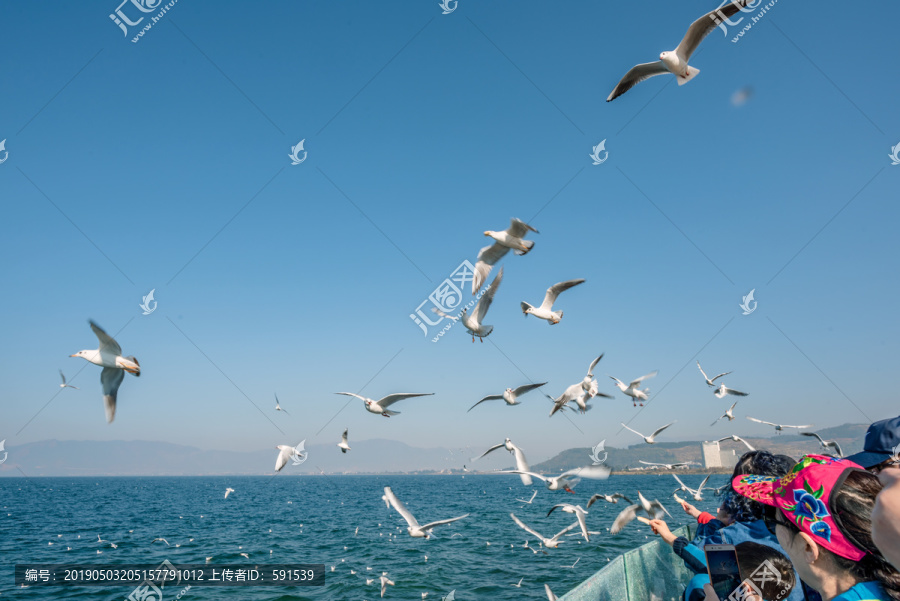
[0, 423, 869, 477]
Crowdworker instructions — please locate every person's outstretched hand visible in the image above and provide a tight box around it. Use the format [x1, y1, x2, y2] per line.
[649, 519, 677, 546]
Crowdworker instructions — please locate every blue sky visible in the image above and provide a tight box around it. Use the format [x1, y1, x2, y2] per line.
[1, 1, 898, 467]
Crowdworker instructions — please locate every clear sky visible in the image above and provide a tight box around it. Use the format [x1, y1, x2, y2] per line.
[1, 1, 898, 467]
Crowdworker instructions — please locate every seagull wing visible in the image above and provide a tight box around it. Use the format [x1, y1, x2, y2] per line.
[510, 513, 544, 540]
[650, 422, 676, 439]
[511, 382, 547, 397]
[620, 423, 644, 439]
[541, 279, 585, 310]
[630, 371, 658, 387]
[383, 487, 420, 528]
[511, 445, 531, 474]
[672, 474, 688, 489]
[586, 494, 603, 509]
[698, 475, 711, 491]
[275, 446, 294, 472]
[676, 0, 751, 60]
[607, 61, 669, 102]
[587, 354, 604, 378]
[100, 367, 124, 423]
[801, 432, 825, 444]
[747, 417, 777, 427]
[724, 387, 748, 397]
[468, 394, 503, 412]
[474, 443, 505, 461]
[335, 392, 368, 402]
[610, 504, 640, 534]
[502, 470, 547, 483]
[783, 424, 814, 429]
[545, 584, 558, 601]
[59, 370, 67, 385]
[709, 371, 733, 384]
[550, 521, 579, 543]
[507, 217, 539, 237]
[696, 361, 710, 382]
[420, 514, 469, 531]
[90, 321, 122, 355]
[377, 393, 434, 409]
[473, 243, 509, 293]
[341, 429, 349, 444]
[474, 267, 503, 324]
[832, 441, 844, 457]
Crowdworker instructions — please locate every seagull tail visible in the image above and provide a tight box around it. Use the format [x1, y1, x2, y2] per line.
[520, 301, 533, 315]
[677, 66, 700, 86]
[514, 239, 535, 256]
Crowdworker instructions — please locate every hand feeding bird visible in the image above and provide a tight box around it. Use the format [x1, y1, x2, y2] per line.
[520, 279, 585, 324]
[70, 321, 140, 423]
[472, 218, 538, 294]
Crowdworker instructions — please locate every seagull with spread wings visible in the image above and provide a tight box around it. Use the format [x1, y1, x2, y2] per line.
[801, 431, 844, 457]
[58, 370, 79, 390]
[621, 421, 676, 445]
[334, 392, 434, 417]
[472, 219, 537, 294]
[70, 321, 140, 423]
[639, 460, 690, 470]
[509, 513, 577, 549]
[711, 401, 739, 426]
[610, 371, 657, 406]
[382, 487, 469, 539]
[468, 382, 547, 412]
[520, 279, 585, 324]
[746, 416, 813, 433]
[672, 474, 711, 501]
[718, 434, 755, 451]
[474, 438, 531, 485]
[586, 493, 632, 508]
[607, 0, 755, 101]
[697, 361, 731, 387]
[547, 504, 591, 541]
[499, 465, 611, 493]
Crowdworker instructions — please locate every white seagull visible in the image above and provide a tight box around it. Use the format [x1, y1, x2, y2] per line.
[472, 218, 538, 294]
[500, 465, 611, 493]
[516, 490, 538, 505]
[274, 441, 306, 472]
[586, 493, 632, 508]
[58, 370, 79, 389]
[520, 279, 585, 324]
[718, 434, 755, 451]
[224, 487, 235, 499]
[547, 504, 591, 541]
[746, 416, 813, 433]
[475, 438, 531, 485]
[672, 474, 711, 502]
[274, 394, 289, 415]
[610, 371, 657, 407]
[437, 267, 504, 342]
[610, 492, 671, 534]
[606, 0, 755, 102]
[379, 574, 395, 598]
[715, 384, 748, 398]
[547, 383, 605, 417]
[801, 432, 844, 457]
[697, 361, 732, 387]
[382, 487, 469, 539]
[468, 382, 547, 412]
[582, 354, 606, 395]
[509, 513, 577, 549]
[711, 401, 739, 426]
[338, 428, 351, 453]
[545, 584, 558, 601]
[70, 321, 140, 423]
[621, 421, 675, 445]
[334, 392, 434, 417]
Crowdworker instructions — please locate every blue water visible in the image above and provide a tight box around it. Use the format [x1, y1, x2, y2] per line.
[1, 473, 728, 600]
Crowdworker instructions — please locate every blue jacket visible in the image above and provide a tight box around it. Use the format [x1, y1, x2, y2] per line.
[832, 581, 890, 600]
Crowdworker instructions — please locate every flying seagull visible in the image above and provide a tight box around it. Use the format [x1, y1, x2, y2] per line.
[607, 0, 755, 101]
[70, 320, 140, 423]
[379, 574, 395, 598]
[610, 492, 671, 534]
[621, 421, 675, 444]
[520, 279, 585, 324]
[274, 394, 289, 415]
[500, 465, 611, 493]
[801, 431, 844, 457]
[672, 474, 711, 501]
[547, 504, 591, 541]
[509, 513, 577, 549]
[475, 438, 531, 485]
[586, 493, 632, 508]
[382, 487, 469, 539]
[338, 428, 351, 453]
[274, 441, 305, 472]
[516, 490, 538, 505]
[547, 383, 606, 417]
[334, 392, 434, 417]
[718, 434, 755, 451]
[468, 382, 547, 412]
[583, 354, 605, 395]
[436, 267, 504, 342]
[610, 371, 657, 406]
[58, 370, 79, 389]
[224, 487, 234, 499]
[714, 384, 748, 398]
[472, 218, 538, 294]
[746, 416, 813, 433]
[638, 460, 690, 470]
[697, 361, 731, 387]
[711, 401, 739, 426]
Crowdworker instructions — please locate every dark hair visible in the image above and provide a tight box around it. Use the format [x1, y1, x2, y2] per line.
[721, 451, 796, 522]
[735, 541, 796, 600]
[828, 471, 900, 601]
